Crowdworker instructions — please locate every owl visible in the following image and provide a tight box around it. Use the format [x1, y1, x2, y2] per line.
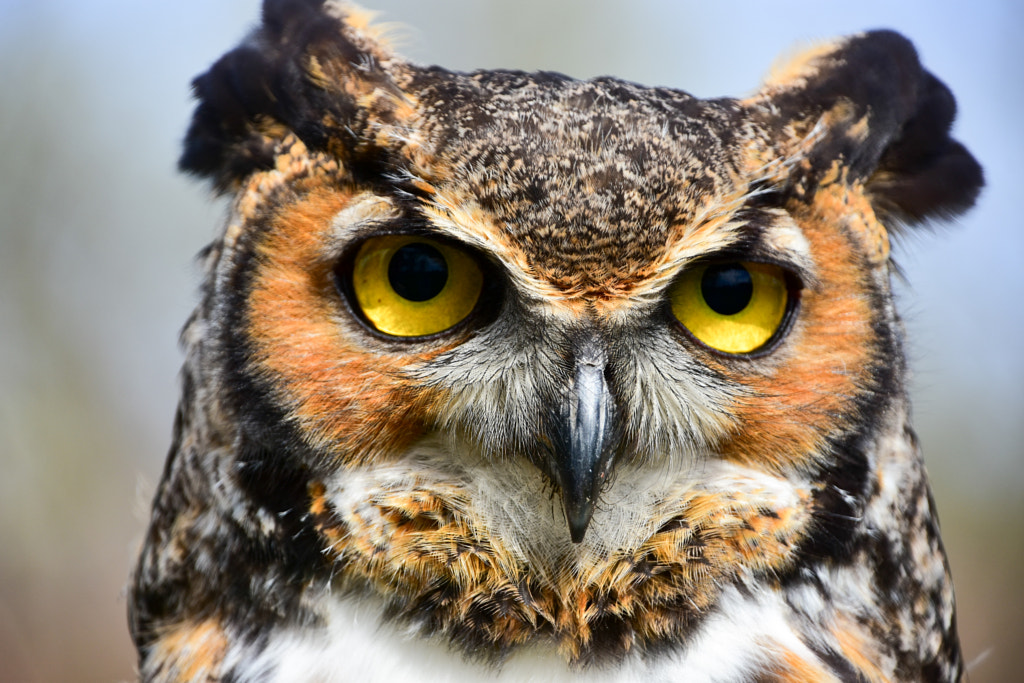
[129, 1, 983, 681]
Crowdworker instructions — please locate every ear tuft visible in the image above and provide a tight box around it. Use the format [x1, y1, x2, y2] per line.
[179, 0, 400, 193]
[753, 30, 983, 227]
[866, 72, 984, 224]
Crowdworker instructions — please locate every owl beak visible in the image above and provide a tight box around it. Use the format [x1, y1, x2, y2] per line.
[549, 337, 619, 544]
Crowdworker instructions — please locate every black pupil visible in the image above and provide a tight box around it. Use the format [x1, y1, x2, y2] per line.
[388, 243, 448, 302]
[701, 264, 753, 315]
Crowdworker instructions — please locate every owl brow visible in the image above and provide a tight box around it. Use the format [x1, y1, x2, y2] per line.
[323, 200, 445, 259]
[338, 193, 490, 254]
[690, 221, 819, 290]
[414, 204, 517, 265]
[321, 194, 404, 254]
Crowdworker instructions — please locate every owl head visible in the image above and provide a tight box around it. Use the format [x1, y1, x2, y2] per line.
[134, 0, 981, 669]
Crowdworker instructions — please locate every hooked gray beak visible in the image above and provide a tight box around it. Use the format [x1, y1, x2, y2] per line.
[547, 334, 619, 543]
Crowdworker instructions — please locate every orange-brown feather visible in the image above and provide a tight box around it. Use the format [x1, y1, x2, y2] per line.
[245, 187, 464, 461]
[149, 619, 228, 682]
[717, 182, 883, 472]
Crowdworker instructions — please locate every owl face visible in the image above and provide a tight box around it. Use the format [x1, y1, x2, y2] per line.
[131, 1, 981, 678]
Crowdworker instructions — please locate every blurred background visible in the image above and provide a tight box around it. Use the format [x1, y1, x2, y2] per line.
[0, 0, 1020, 680]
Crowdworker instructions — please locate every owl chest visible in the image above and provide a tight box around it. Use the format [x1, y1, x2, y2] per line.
[232, 585, 818, 683]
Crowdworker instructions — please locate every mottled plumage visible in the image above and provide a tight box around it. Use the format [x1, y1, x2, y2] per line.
[129, 1, 982, 681]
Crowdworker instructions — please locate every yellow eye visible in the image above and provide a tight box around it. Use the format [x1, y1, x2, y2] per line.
[669, 261, 790, 354]
[349, 235, 484, 337]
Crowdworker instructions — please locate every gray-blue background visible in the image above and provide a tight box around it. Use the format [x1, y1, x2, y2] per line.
[1, 1, 1020, 680]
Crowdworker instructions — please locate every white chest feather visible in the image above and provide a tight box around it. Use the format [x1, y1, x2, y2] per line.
[232, 586, 818, 683]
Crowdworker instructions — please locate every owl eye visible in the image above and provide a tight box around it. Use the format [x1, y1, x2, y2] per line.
[669, 261, 792, 355]
[346, 235, 484, 337]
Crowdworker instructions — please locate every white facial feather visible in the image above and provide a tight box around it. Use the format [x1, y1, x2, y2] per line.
[321, 437, 809, 587]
